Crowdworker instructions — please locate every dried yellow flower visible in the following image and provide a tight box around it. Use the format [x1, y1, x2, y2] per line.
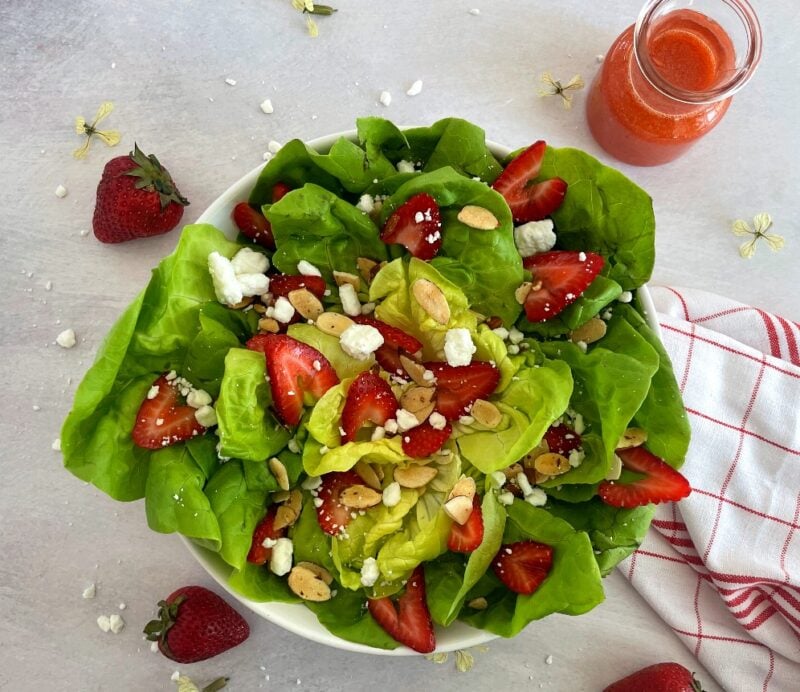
[73, 101, 121, 159]
[454, 649, 475, 673]
[425, 652, 449, 664]
[538, 72, 585, 109]
[732, 213, 784, 259]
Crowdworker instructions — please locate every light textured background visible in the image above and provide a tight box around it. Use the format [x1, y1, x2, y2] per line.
[1, 0, 796, 689]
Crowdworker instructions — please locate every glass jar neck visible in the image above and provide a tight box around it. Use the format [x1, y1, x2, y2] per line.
[633, 0, 762, 105]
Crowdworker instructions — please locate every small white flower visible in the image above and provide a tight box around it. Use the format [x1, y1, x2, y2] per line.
[732, 212, 783, 259]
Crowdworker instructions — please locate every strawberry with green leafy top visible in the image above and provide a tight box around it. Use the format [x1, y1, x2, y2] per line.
[603, 662, 705, 692]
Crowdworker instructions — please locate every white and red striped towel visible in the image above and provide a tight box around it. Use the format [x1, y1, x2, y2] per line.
[621, 286, 800, 691]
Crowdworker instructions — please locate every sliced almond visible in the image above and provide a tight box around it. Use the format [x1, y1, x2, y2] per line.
[569, 317, 607, 345]
[412, 279, 450, 325]
[394, 464, 438, 489]
[315, 311, 354, 337]
[522, 441, 550, 468]
[268, 457, 290, 491]
[288, 564, 332, 602]
[258, 316, 280, 334]
[444, 495, 473, 525]
[412, 401, 436, 423]
[273, 504, 299, 531]
[515, 282, 534, 305]
[606, 453, 623, 481]
[339, 484, 383, 509]
[373, 464, 385, 481]
[467, 597, 488, 610]
[333, 271, 361, 290]
[355, 460, 382, 490]
[533, 452, 571, 477]
[448, 476, 476, 502]
[253, 303, 268, 314]
[357, 257, 378, 284]
[470, 399, 502, 428]
[400, 386, 436, 414]
[285, 488, 303, 516]
[457, 205, 499, 231]
[295, 561, 333, 585]
[229, 296, 254, 310]
[288, 288, 323, 320]
[616, 427, 648, 450]
[400, 354, 431, 385]
[503, 463, 523, 482]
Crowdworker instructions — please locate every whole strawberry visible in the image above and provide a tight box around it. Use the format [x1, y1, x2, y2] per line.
[603, 662, 704, 692]
[93, 143, 188, 243]
[144, 586, 249, 663]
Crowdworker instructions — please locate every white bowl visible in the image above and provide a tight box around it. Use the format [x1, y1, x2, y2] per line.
[187, 129, 660, 655]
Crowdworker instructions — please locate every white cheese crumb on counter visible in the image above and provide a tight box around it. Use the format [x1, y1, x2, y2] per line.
[297, 260, 322, 276]
[225, 77, 237, 86]
[96, 615, 111, 632]
[108, 613, 125, 633]
[444, 328, 476, 367]
[56, 328, 77, 348]
[360, 557, 380, 587]
[267, 140, 282, 154]
[406, 79, 423, 96]
[469, 8, 481, 15]
[379, 90, 392, 107]
[82, 583, 96, 599]
[55, 184, 68, 198]
[382, 481, 402, 507]
[52, 438, 61, 451]
[260, 98, 274, 114]
[339, 283, 362, 316]
[339, 324, 384, 361]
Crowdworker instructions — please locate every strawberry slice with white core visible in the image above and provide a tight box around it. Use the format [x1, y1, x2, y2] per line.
[351, 315, 422, 376]
[367, 565, 436, 653]
[447, 495, 484, 553]
[380, 193, 442, 260]
[522, 250, 604, 322]
[315, 470, 364, 536]
[246, 334, 339, 426]
[132, 374, 206, 449]
[491, 141, 568, 223]
[491, 540, 554, 595]
[423, 361, 501, 421]
[598, 446, 691, 508]
[340, 371, 399, 443]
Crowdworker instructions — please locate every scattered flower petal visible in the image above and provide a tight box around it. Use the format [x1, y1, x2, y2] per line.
[73, 101, 120, 159]
[731, 212, 783, 259]
[538, 71, 584, 109]
[455, 649, 475, 673]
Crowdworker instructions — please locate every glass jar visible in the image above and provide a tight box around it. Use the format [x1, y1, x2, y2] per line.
[586, 0, 762, 166]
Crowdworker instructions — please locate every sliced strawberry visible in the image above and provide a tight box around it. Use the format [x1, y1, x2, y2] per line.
[340, 372, 398, 443]
[246, 506, 285, 565]
[367, 565, 435, 653]
[315, 470, 364, 536]
[373, 345, 406, 376]
[246, 334, 339, 426]
[491, 540, 554, 595]
[543, 423, 582, 456]
[402, 421, 452, 458]
[492, 141, 567, 223]
[424, 361, 501, 421]
[232, 203, 275, 250]
[598, 446, 691, 508]
[447, 495, 484, 553]
[352, 316, 423, 376]
[268, 274, 327, 300]
[521, 250, 605, 322]
[132, 374, 206, 449]
[380, 193, 442, 261]
[271, 182, 292, 202]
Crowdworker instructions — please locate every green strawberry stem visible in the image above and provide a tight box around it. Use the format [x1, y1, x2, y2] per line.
[143, 594, 187, 654]
[125, 143, 189, 209]
[202, 678, 229, 692]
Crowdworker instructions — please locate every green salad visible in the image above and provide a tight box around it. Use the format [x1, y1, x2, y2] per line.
[62, 117, 691, 652]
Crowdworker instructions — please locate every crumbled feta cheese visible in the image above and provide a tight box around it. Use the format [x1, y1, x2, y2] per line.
[56, 328, 76, 349]
[96, 615, 111, 632]
[288, 438, 301, 453]
[444, 328, 476, 367]
[194, 405, 217, 428]
[55, 184, 68, 198]
[414, 211, 425, 223]
[231, 247, 269, 275]
[273, 296, 296, 323]
[208, 252, 243, 305]
[108, 613, 125, 633]
[568, 448, 585, 468]
[490, 470, 506, 488]
[508, 327, 524, 344]
[406, 80, 423, 96]
[224, 77, 237, 86]
[429, 412, 447, 430]
[237, 273, 270, 297]
[339, 324, 384, 361]
[360, 557, 380, 587]
[186, 389, 212, 409]
[516, 472, 534, 497]
[260, 98, 274, 114]
[397, 159, 415, 173]
[371, 426, 386, 441]
[572, 413, 585, 435]
[576, 340, 588, 353]
[578, 251, 587, 262]
[297, 260, 322, 277]
[262, 151, 273, 161]
[45, 280, 53, 291]
[356, 194, 375, 214]
[52, 438, 61, 451]
[261, 537, 278, 549]
[618, 290, 633, 303]
[396, 408, 421, 432]
[268, 140, 282, 154]
[379, 90, 392, 106]
[514, 220, 556, 257]
[269, 537, 293, 576]
[171, 671, 181, 682]
[469, 8, 481, 15]
[339, 283, 361, 316]
[507, 344, 520, 355]
[384, 418, 398, 434]
[382, 481, 402, 507]
[492, 327, 509, 340]
[422, 369, 435, 382]
[361, 302, 376, 314]
[82, 583, 96, 599]
[459, 415, 475, 426]
[301, 475, 322, 490]
[525, 487, 547, 507]
[497, 491, 514, 506]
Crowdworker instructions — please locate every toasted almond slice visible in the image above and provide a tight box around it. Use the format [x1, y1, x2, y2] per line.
[357, 257, 378, 284]
[569, 317, 607, 345]
[315, 312, 354, 337]
[373, 463, 385, 481]
[258, 316, 280, 334]
[339, 484, 383, 509]
[467, 597, 488, 610]
[229, 296, 254, 310]
[413, 401, 436, 423]
[295, 561, 333, 585]
[616, 427, 648, 450]
[273, 505, 299, 531]
[394, 464, 438, 489]
[606, 453, 623, 481]
[400, 354, 431, 386]
[288, 288, 323, 320]
[515, 282, 534, 305]
[288, 565, 332, 602]
[412, 279, 450, 325]
[400, 386, 436, 413]
[286, 488, 303, 516]
[268, 457, 290, 491]
[448, 476, 477, 502]
[253, 303, 268, 314]
[355, 460, 382, 490]
[457, 205, 500, 230]
[333, 271, 361, 290]
[533, 452, 571, 477]
[444, 495, 473, 525]
[503, 463, 523, 481]
[470, 399, 502, 428]
[532, 469, 551, 485]
[522, 441, 550, 468]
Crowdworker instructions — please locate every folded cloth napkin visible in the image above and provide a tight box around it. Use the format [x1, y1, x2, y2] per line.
[620, 286, 800, 692]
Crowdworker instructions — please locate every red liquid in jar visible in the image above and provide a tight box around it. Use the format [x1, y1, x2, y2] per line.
[587, 9, 737, 166]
